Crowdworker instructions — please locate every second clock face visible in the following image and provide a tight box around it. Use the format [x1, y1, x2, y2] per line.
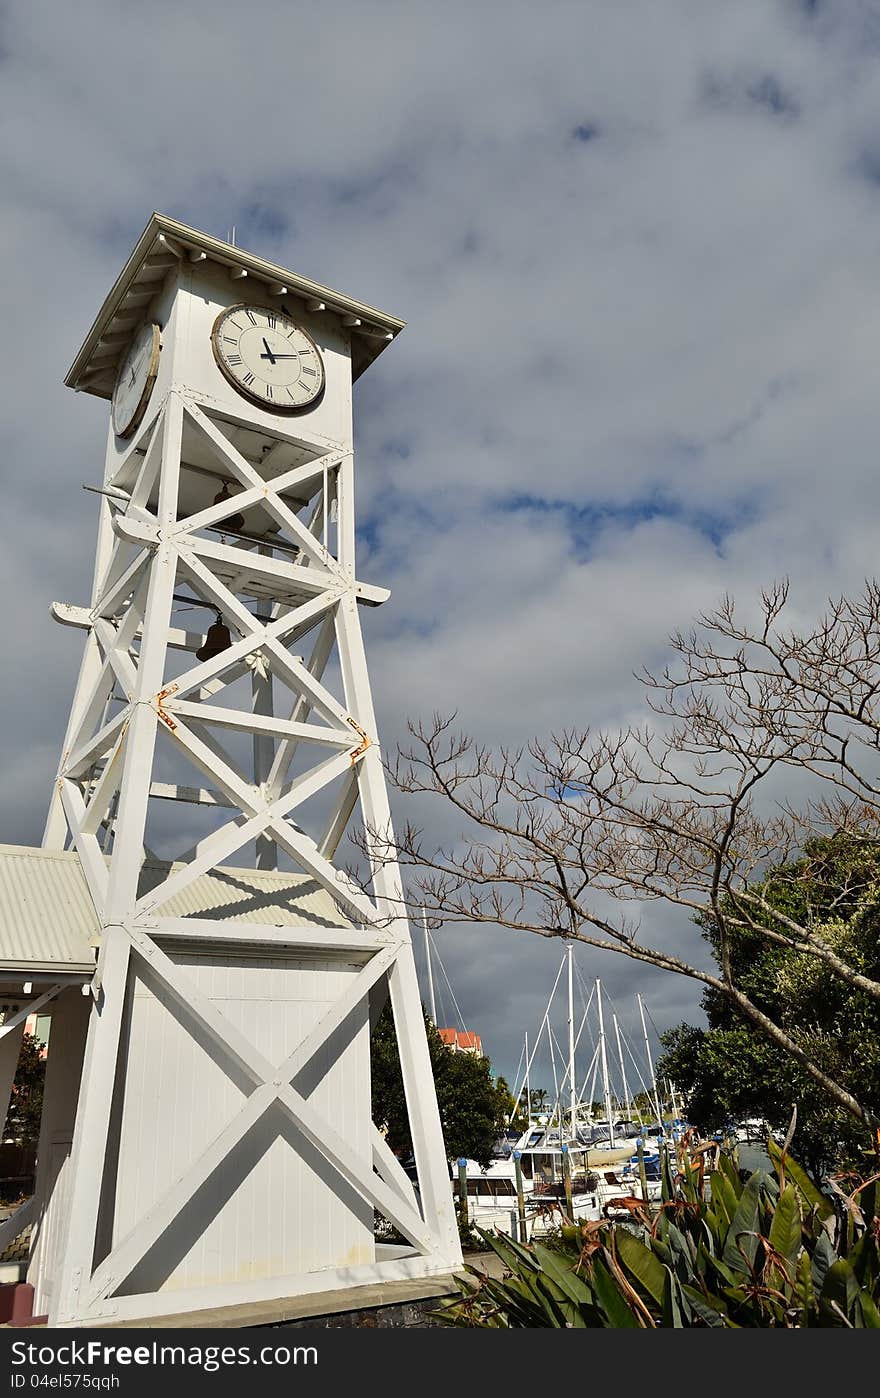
[112, 321, 161, 438]
[211, 304, 325, 411]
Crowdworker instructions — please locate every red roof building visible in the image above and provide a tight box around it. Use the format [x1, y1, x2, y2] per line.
[437, 1028, 483, 1056]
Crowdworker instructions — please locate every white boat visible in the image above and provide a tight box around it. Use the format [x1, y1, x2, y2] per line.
[427, 939, 680, 1233]
[453, 1121, 646, 1239]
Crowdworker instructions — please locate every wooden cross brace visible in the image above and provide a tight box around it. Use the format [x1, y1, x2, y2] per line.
[86, 932, 428, 1308]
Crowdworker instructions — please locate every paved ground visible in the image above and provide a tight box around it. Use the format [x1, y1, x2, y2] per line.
[1, 1251, 510, 1330]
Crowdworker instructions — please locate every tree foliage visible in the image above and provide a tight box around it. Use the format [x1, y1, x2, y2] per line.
[371, 1002, 510, 1167]
[658, 834, 880, 1176]
[3, 1032, 45, 1145]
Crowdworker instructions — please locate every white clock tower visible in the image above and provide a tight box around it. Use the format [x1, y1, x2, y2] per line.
[31, 214, 460, 1326]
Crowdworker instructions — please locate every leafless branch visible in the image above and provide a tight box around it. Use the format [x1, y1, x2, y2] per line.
[353, 585, 880, 1130]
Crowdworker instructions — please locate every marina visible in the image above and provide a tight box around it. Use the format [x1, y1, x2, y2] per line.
[430, 943, 679, 1239]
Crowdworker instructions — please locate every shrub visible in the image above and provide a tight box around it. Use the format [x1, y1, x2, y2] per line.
[441, 1138, 880, 1327]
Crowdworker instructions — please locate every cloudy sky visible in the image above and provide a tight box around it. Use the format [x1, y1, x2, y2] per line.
[2, 0, 880, 1092]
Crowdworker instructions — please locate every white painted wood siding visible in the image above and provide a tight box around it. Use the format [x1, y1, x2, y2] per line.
[109, 950, 373, 1294]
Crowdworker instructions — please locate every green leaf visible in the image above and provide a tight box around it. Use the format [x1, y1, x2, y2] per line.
[717, 1149, 742, 1195]
[554, 1298, 587, 1328]
[665, 1220, 698, 1289]
[768, 1184, 802, 1269]
[701, 1209, 723, 1253]
[818, 1259, 862, 1327]
[796, 1249, 814, 1319]
[660, 1145, 676, 1203]
[534, 1274, 579, 1326]
[694, 1238, 714, 1278]
[495, 1275, 562, 1327]
[680, 1161, 701, 1207]
[591, 1256, 641, 1328]
[710, 1170, 739, 1233]
[662, 1268, 686, 1328]
[532, 1243, 594, 1307]
[705, 1252, 738, 1287]
[476, 1229, 543, 1281]
[651, 1236, 672, 1266]
[849, 1227, 880, 1292]
[681, 1283, 731, 1327]
[857, 1287, 880, 1328]
[615, 1229, 667, 1308]
[768, 1138, 833, 1220]
[721, 1170, 764, 1274]
[811, 1230, 837, 1294]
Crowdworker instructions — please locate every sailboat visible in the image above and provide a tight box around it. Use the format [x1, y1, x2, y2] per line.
[447, 945, 677, 1236]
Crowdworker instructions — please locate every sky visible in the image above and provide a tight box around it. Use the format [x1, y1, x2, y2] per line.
[3, 0, 880, 1092]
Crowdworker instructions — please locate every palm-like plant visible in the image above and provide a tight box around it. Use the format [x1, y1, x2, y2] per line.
[442, 1137, 880, 1328]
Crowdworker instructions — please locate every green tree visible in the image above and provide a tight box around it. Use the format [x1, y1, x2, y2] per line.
[494, 1075, 521, 1128]
[631, 1091, 657, 1120]
[529, 1088, 549, 1116]
[657, 834, 880, 1177]
[371, 1003, 509, 1167]
[3, 1032, 45, 1146]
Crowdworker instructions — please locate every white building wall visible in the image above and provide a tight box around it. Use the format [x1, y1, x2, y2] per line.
[109, 949, 373, 1294]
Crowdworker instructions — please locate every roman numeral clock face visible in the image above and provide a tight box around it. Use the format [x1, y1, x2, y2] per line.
[211, 304, 325, 411]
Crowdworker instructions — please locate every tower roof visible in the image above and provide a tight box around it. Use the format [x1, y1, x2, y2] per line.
[65, 212, 406, 399]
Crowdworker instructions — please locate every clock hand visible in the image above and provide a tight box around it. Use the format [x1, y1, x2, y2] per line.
[259, 353, 302, 359]
[260, 337, 278, 365]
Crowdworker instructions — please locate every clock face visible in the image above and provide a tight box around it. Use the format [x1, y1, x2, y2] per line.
[211, 304, 325, 411]
[111, 321, 161, 438]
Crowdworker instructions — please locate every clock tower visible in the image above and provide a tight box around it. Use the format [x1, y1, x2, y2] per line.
[32, 215, 460, 1326]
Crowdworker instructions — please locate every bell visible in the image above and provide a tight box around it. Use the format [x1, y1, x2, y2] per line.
[212, 484, 245, 533]
[196, 614, 232, 662]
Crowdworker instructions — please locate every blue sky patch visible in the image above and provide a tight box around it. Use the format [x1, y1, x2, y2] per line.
[497, 490, 758, 555]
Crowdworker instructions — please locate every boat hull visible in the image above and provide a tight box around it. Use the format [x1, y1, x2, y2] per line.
[585, 1146, 633, 1167]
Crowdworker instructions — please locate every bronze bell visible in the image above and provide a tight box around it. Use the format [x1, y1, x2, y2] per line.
[196, 613, 232, 662]
[212, 484, 245, 533]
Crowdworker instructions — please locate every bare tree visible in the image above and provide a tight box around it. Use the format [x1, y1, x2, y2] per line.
[357, 582, 880, 1130]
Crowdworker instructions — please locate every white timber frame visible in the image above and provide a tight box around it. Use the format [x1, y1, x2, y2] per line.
[40, 232, 460, 1326]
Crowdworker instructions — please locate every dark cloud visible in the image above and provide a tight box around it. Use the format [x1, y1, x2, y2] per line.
[699, 70, 800, 121]
[748, 75, 800, 118]
[856, 146, 880, 186]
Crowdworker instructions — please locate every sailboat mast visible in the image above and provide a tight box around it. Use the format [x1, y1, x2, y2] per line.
[596, 979, 615, 1147]
[638, 992, 664, 1129]
[612, 1011, 631, 1124]
[567, 945, 576, 1138]
[667, 1077, 681, 1130]
[524, 1031, 531, 1126]
[421, 908, 437, 1023]
[588, 1043, 601, 1120]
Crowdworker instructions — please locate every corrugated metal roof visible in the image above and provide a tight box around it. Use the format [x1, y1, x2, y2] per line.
[140, 860, 348, 928]
[0, 844, 350, 972]
[0, 845, 97, 972]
